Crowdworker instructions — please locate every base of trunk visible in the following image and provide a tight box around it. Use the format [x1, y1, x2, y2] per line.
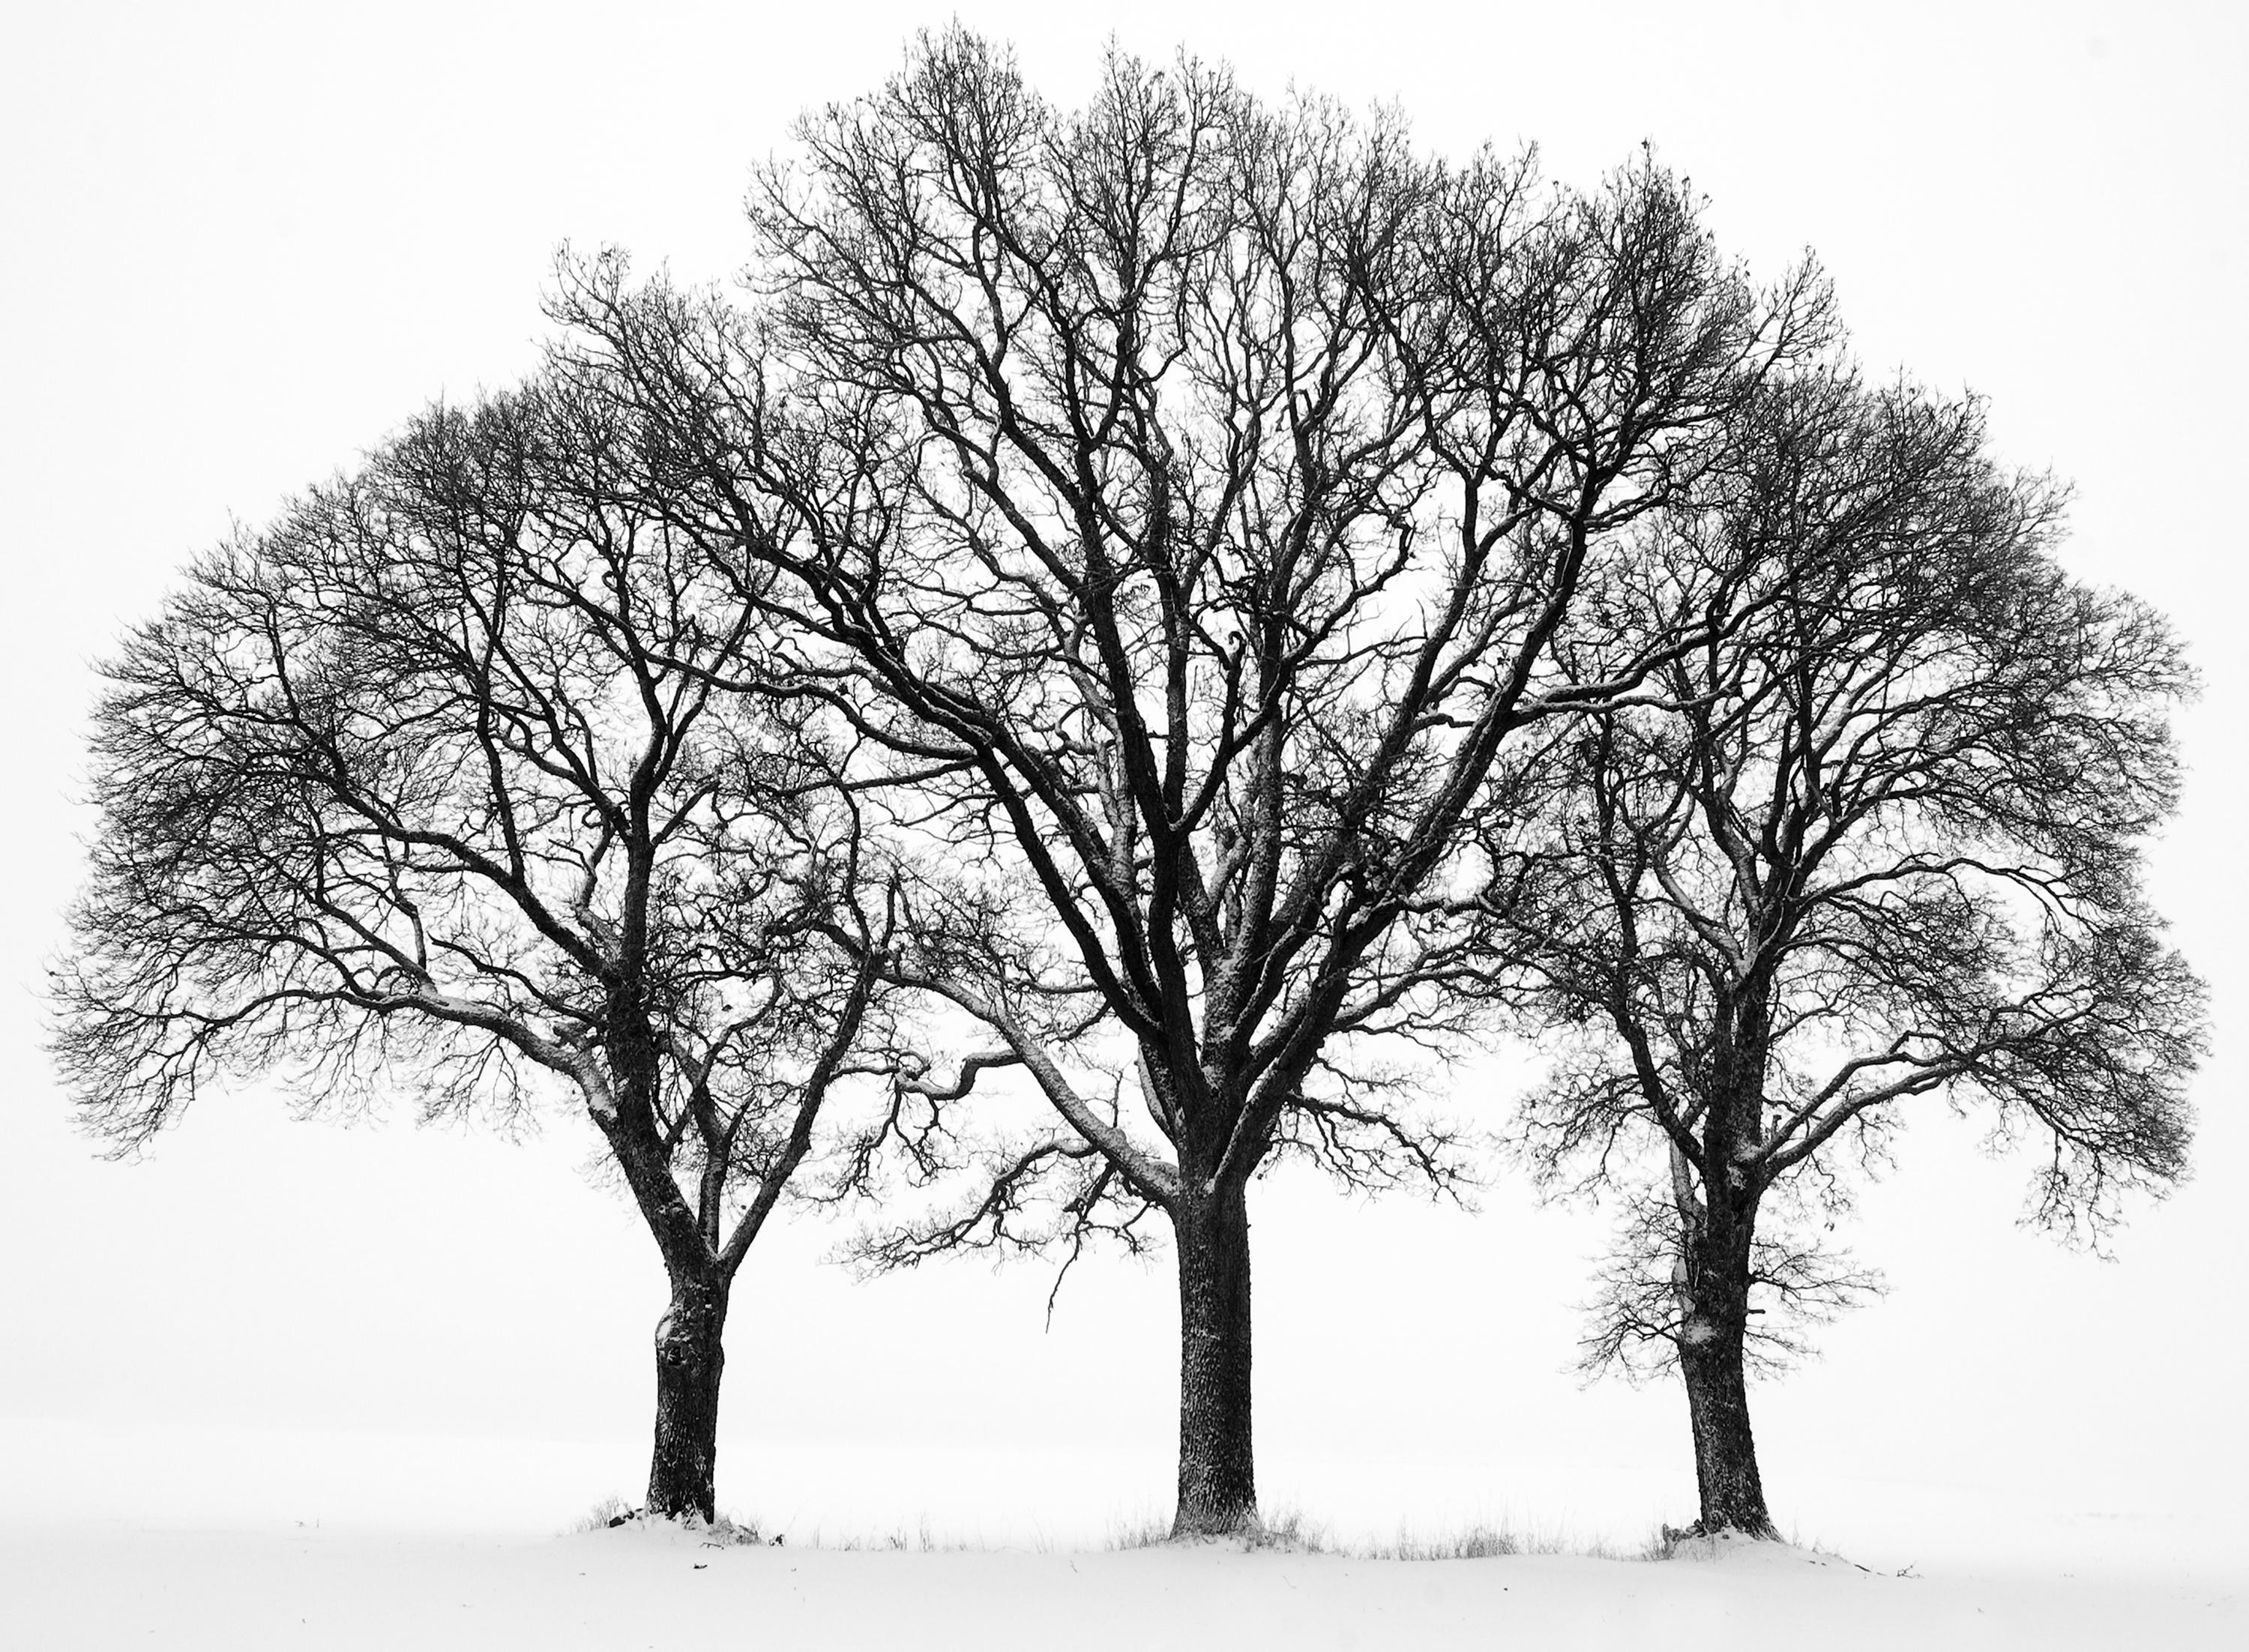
[1681, 1335, 1775, 1540]
[1171, 1182, 1257, 1539]
[1169, 1486, 1262, 1540]
[645, 1282, 728, 1524]
[1661, 1513, 1781, 1549]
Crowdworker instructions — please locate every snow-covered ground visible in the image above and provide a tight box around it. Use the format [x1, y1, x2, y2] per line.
[1, 1419, 2240, 1650]
[3, 1517, 2238, 1652]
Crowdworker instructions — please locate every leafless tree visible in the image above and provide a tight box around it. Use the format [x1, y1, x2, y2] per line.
[1481, 371, 2205, 1537]
[51, 374, 895, 1522]
[550, 29, 1830, 1534]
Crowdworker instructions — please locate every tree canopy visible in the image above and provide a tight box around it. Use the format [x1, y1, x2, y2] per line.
[544, 30, 1833, 1532]
[1479, 368, 2203, 1532]
[54, 375, 896, 1519]
[50, 25, 2204, 1544]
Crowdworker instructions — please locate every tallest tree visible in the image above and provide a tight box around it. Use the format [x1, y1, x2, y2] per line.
[563, 28, 1827, 1534]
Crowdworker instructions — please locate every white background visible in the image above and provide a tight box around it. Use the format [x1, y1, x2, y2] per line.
[1, 0, 2240, 1576]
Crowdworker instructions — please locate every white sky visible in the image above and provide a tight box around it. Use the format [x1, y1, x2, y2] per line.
[1, 0, 2242, 1573]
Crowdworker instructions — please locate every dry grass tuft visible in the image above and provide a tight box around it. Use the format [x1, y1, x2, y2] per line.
[1107, 1507, 1649, 1561]
[569, 1495, 634, 1534]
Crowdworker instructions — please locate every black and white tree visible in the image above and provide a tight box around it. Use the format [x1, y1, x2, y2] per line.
[1480, 370, 2205, 1537]
[52, 373, 896, 1523]
[549, 29, 1831, 1535]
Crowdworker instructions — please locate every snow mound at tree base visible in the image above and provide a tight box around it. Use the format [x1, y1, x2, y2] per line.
[591, 1510, 765, 1541]
[1656, 1528, 1868, 1570]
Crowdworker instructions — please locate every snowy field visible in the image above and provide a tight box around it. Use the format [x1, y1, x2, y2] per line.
[4, 1518, 2238, 1651]
[2, 1420, 2242, 1650]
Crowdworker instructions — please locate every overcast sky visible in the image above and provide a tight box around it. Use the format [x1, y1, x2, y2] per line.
[1, 0, 2241, 1572]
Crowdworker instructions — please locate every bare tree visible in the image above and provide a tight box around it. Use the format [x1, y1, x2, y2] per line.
[1481, 371, 2204, 1537]
[51, 373, 894, 1523]
[550, 30, 1830, 1534]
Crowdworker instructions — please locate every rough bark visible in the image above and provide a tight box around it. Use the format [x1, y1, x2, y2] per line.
[1676, 1211, 1777, 1539]
[1171, 1179, 1258, 1537]
[597, 1012, 735, 1525]
[1668, 996, 1780, 1539]
[645, 1271, 730, 1523]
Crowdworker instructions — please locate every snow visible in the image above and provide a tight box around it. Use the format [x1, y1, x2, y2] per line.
[1, 1418, 2240, 1651]
[0, 1518, 2236, 1651]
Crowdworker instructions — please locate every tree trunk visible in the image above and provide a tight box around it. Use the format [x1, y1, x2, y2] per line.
[1171, 1178, 1258, 1537]
[645, 1271, 729, 1523]
[1676, 1238, 1777, 1539]
[1674, 999, 1780, 1541]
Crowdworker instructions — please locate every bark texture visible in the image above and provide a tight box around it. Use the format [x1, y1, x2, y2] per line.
[1669, 998, 1780, 1539]
[1676, 1211, 1777, 1539]
[1172, 1181, 1257, 1537]
[645, 1275, 729, 1523]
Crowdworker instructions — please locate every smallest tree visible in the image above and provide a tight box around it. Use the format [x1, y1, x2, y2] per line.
[1485, 372, 2203, 1537]
[52, 373, 893, 1522]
